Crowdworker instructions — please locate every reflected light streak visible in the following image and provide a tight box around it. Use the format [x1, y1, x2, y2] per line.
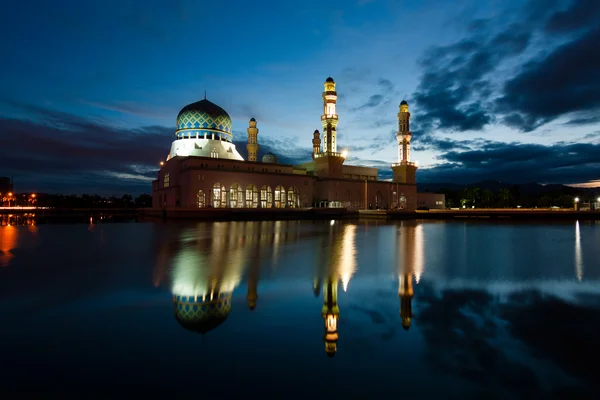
[414, 224, 424, 283]
[338, 224, 357, 292]
[0, 225, 18, 267]
[575, 221, 583, 281]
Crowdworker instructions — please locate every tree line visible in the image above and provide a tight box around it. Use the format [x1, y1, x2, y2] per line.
[437, 185, 598, 209]
[14, 193, 152, 208]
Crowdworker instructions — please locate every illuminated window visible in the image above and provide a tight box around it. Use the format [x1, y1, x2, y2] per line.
[246, 185, 258, 208]
[287, 186, 300, 208]
[163, 173, 170, 188]
[229, 184, 243, 208]
[274, 185, 286, 208]
[220, 185, 227, 208]
[197, 190, 205, 208]
[261, 185, 272, 208]
[212, 183, 221, 208]
[211, 149, 219, 158]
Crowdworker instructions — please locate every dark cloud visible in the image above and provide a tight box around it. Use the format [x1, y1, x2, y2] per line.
[353, 94, 384, 111]
[412, 0, 600, 134]
[565, 115, 600, 126]
[544, 0, 600, 34]
[497, 26, 600, 131]
[412, 134, 475, 152]
[0, 102, 172, 195]
[418, 139, 600, 184]
[377, 78, 394, 93]
[412, 23, 531, 133]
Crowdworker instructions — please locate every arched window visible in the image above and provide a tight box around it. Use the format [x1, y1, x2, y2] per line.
[287, 186, 300, 208]
[212, 183, 221, 208]
[246, 185, 258, 208]
[230, 184, 243, 208]
[275, 185, 286, 208]
[261, 186, 272, 208]
[197, 190, 205, 208]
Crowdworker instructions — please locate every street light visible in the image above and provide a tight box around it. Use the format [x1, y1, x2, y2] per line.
[160, 161, 165, 167]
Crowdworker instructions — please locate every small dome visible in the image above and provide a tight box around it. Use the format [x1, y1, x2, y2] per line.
[262, 152, 279, 164]
[250, 117, 256, 122]
[400, 100, 408, 106]
[325, 76, 335, 83]
[176, 99, 232, 135]
[173, 294, 231, 334]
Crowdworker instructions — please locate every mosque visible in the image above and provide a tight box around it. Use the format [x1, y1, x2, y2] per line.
[152, 77, 418, 211]
[153, 220, 421, 357]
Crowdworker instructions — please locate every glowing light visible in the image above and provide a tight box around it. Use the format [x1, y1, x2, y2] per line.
[160, 161, 164, 166]
[341, 149, 348, 158]
[7, 192, 12, 197]
[574, 197, 580, 203]
[330, 220, 335, 226]
[597, 197, 600, 203]
[30, 194, 36, 198]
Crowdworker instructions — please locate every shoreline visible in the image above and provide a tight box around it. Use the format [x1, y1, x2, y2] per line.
[1, 207, 599, 222]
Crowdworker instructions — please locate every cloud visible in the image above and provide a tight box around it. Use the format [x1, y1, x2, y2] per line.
[0, 102, 171, 195]
[353, 94, 385, 111]
[417, 139, 600, 184]
[412, 22, 531, 134]
[378, 78, 394, 93]
[544, 0, 600, 34]
[497, 25, 600, 131]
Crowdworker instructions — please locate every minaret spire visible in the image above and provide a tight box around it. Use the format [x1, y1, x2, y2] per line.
[246, 118, 259, 162]
[312, 129, 321, 160]
[204, 90, 207, 100]
[321, 77, 338, 154]
[391, 100, 417, 185]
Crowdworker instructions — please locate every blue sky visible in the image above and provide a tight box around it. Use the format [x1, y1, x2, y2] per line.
[1, 0, 599, 195]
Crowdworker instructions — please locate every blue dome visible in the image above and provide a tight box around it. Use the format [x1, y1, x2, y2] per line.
[176, 99, 233, 141]
[262, 152, 279, 164]
[173, 293, 232, 335]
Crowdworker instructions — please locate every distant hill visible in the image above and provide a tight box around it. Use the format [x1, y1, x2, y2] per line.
[418, 180, 599, 196]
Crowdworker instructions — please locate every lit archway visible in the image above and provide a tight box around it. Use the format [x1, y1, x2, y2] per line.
[212, 183, 221, 208]
[246, 185, 258, 208]
[261, 186, 273, 208]
[230, 184, 243, 208]
[287, 186, 300, 208]
[197, 190, 206, 208]
[275, 185, 286, 208]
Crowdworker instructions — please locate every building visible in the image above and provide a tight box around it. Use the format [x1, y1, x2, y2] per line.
[416, 192, 446, 209]
[152, 77, 418, 211]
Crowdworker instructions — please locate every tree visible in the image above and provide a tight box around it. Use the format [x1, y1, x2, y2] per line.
[481, 189, 495, 208]
[498, 188, 512, 208]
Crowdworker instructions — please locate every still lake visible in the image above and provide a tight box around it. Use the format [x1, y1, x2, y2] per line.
[1, 219, 599, 397]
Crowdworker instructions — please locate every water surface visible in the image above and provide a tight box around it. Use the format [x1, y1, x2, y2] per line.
[1, 219, 599, 397]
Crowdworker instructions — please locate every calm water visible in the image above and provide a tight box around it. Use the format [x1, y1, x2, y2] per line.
[1, 219, 599, 397]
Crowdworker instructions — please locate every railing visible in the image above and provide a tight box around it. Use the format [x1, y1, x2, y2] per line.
[320, 114, 338, 120]
[391, 161, 417, 167]
[315, 151, 344, 158]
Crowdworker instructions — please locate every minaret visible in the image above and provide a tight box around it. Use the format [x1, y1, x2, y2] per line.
[246, 118, 259, 162]
[391, 100, 418, 184]
[321, 77, 338, 154]
[321, 277, 340, 357]
[312, 129, 321, 160]
[398, 272, 414, 330]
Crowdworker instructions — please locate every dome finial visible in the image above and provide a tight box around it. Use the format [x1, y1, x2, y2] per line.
[204, 90, 207, 100]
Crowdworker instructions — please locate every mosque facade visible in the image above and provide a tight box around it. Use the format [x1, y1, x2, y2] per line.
[152, 77, 418, 211]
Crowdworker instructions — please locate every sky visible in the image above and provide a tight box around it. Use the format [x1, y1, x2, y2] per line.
[0, 0, 599, 195]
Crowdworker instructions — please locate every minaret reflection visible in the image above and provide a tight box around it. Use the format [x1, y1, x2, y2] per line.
[397, 222, 424, 330]
[316, 222, 357, 357]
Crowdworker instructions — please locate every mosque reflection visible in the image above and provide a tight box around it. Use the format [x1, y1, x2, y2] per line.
[154, 220, 425, 357]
